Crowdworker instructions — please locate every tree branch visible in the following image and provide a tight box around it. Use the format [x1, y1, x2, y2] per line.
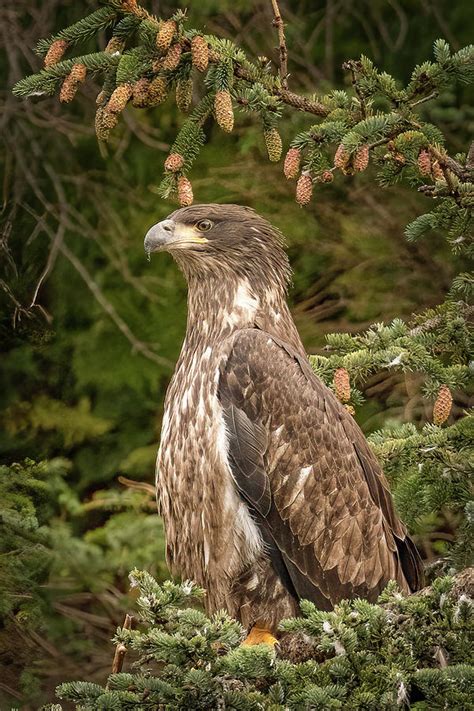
[429, 145, 472, 182]
[270, 0, 289, 89]
[110, 614, 134, 679]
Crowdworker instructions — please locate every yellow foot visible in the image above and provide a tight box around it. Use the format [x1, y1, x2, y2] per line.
[242, 625, 278, 646]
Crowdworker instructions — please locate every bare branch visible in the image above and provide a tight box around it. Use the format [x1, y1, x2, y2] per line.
[109, 614, 134, 679]
[28, 222, 64, 310]
[429, 145, 471, 182]
[58, 240, 173, 369]
[270, 0, 289, 89]
[466, 141, 474, 169]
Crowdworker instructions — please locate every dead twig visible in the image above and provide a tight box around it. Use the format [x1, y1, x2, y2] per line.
[110, 613, 134, 677]
[270, 0, 289, 89]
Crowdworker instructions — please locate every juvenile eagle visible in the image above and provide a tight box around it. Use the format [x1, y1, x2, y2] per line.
[145, 204, 423, 644]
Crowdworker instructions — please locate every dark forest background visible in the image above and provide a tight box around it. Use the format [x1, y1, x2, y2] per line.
[1, 0, 473, 706]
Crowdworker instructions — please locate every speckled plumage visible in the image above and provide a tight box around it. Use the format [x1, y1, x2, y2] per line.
[152, 204, 423, 632]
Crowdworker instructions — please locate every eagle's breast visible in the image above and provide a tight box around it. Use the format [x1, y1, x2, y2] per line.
[156, 334, 264, 600]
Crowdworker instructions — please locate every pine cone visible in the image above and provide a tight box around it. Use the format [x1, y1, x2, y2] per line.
[59, 76, 76, 104]
[162, 43, 182, 71]
[177, 176, 193, 206]
[191, 35, 209, 72]
[105, 37, 124, 55]
[95, 107, 119, 141]
[156, 19, 176, 53]
[176, 79, 193, 113]
[283, 148, 301, 180]
[132, 78, 151, 108]
[264, 128, 282, 162]
[148, 77, 168, 106]
[70, 64, 87, 83]
[333, 367, 351, 403]
[334, 144, 349, 170]
[433, 385, 453, 425]
[164, 153, 185, 172]
[417, 149, 432, 176]
[59, 63, 86, 103]
[431, 160, 444, 181]
[354, 144, 369, 172]
[96, 90, 106, 106]
[393, 151, 406, 165]
[295, 173, 313, 206]
[214, 90, 234, 132]
[44, 39, 68, 67]
[106, 83, 133, 114]
[320, 170, 334, 183]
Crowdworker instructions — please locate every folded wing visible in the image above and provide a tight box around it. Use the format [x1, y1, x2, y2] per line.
[218, 328, 423, 609]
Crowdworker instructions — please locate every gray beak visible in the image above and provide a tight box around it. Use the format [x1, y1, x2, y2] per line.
[144, 219, 175, 254]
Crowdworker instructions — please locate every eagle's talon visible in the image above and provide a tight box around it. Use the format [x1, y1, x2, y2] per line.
[242, 625, 278, 646]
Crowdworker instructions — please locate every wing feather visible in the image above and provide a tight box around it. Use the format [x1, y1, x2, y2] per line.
[218, 328, 423, 607]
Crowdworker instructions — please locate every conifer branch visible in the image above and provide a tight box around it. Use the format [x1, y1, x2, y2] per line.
[109, 614, 133, 679]
[270, 0, 289, 89]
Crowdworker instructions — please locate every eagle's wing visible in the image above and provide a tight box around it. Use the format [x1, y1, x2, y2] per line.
[218, 328, 423, 609]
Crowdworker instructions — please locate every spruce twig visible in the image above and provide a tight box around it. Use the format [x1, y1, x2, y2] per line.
[109, 613, 134, 679]
[270, 0, 289, 89]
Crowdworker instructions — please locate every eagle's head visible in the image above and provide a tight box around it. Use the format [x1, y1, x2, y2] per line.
[144, 204, 291, 290]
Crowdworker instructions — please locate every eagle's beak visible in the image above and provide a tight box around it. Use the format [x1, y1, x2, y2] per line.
[144, 219, 208, 255]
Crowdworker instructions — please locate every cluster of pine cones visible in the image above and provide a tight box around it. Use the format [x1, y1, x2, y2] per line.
[43, 20, 448, 209]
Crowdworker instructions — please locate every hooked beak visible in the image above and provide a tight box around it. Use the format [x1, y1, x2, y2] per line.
[144, 219, 208, 255]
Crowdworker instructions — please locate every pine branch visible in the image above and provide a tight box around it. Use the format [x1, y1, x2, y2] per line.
[270, 0, 289, 89]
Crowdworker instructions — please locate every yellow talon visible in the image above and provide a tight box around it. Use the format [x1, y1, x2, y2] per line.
[242, 625, 278, 646]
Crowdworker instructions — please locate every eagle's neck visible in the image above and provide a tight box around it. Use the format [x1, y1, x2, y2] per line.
[183, 275, 305, 355]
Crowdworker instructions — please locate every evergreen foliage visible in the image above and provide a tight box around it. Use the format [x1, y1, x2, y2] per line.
[53, 569, 473, 710]
[12, 1, 474, 253]
[4, 0, 473, 705]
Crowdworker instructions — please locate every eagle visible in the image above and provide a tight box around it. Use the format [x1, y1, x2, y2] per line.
[144, 204, 423, 645]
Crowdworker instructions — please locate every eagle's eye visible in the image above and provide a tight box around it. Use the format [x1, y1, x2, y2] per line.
[196, 219, 213, 232]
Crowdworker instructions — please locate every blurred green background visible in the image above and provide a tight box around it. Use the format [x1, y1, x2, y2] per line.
[1, 0, 473, 706]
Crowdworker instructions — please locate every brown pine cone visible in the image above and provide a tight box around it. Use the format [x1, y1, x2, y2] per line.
[70, 64, 86, 83]
[165, 153, 185, 172]
[354, 144, 369, 172]
[95, 107, 119, 141]
[132, 78, 151, 108]
[156, 19, 176, 53]
[162, 43, 182, 71]
[59, 63, 87, 103]
[417, 149, 432, 176]
[106, 84, 133, 114]
[320, 170, 334, 183]
[177, 176, 193, 206]
[333, 367, 351, 403]
[295, 173, 313, 206]
[105, 37, 125, 55]
[59, 76, 76, 104]
[283, 148, 301, 180]
[334, 143, 349, 170]
[191, 35, 209, 72]
[214, 90, 234, 133]
[176, 79, 193, 113]
[264, 128, 282, 162]
[44, 39, 68, 67]
[96, 90, 106, 106]
[433, 385, 453, 425]
[148, 77, 168, 106]
[431, 160, 444, 181]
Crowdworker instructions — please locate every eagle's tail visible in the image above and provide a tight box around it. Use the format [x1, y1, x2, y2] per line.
[396, 534, 425, 592]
